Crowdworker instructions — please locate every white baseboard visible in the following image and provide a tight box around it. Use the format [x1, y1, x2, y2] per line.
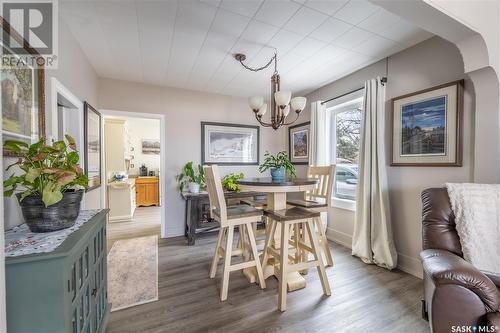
[397, 252, 423, 279]
[165, 227, 185, 238]
[109, 214, 133, 222]
[325, 227, 423, 279]
[326, 227, 352, 249]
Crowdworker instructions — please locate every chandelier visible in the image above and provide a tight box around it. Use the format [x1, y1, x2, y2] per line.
[234, 52, 306, 130]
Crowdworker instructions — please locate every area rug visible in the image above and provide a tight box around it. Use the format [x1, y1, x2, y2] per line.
[108, 235, 158, 311]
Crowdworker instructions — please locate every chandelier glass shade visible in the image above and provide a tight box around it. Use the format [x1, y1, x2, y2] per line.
[234, 52, 306, 130]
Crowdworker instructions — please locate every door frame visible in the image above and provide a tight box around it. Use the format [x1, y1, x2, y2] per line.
[100, 109, 167, 238]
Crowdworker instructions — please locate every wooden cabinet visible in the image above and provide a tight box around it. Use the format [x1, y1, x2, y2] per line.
[136, 177, 159, 207]
[6, 210, 110, 333]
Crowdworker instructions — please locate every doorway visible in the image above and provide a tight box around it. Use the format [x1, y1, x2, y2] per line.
[100, 110, 166, 249]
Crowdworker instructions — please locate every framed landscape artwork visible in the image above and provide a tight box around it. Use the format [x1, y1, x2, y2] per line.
[288, 122, 310, 164]
[84, 102, 102, 190]
[142, 139, 160, 154]
[201, 122, 259, 165]
[1, 18, 45, 156]
[391, 80, 463, 166]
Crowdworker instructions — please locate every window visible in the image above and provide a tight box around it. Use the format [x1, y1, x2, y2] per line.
[327, 91, 364, 203]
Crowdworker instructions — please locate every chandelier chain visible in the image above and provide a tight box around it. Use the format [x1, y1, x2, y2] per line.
[237, 52, 277, 73]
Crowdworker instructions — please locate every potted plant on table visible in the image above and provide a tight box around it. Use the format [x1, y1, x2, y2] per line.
[221, 172, 244, 192]
[3, 135, 89, 232]
[176, 162, 205, 193]
[259, 151, 296, 182]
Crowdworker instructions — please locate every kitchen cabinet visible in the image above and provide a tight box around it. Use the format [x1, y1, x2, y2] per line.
[107, 179, 136, 222]
[136, 177, 159, 207]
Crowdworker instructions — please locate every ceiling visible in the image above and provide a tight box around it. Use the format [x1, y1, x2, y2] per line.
[60, 0, 433, 98]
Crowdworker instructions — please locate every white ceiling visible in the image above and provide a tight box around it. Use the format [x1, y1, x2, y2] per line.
[60, 0, 433, 97]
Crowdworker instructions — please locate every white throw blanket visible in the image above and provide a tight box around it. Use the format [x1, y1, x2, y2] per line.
[445, 183, 500, 276]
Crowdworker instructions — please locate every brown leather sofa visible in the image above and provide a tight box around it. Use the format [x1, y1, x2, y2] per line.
[421, 188, 500, 333]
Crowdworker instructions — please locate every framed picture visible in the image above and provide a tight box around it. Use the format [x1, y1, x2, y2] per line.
[288, 122, 310, 164]
[84, 102, 102, 191]
[391, 80, 463, 166]
[142, 139, 160, 155]
[201, 122, 259, 165]
[1, 18, 45, 156]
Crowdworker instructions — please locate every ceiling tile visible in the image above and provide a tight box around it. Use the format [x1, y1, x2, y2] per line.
[304, 0, 348, 16]
[334, 0, 378, 25]
[254, 0, 301, 27]
[331, 26, 372, 49]
[240, 20, 280, 45]
[357, 9, 400, 34]
[219, 0, 263, 18]
[379, 19, 433, 45]
[353, 35, 398, 58]
[267, 29, 304, 55]
[283, 6, 329, 36]
[309, 17, 351, 43]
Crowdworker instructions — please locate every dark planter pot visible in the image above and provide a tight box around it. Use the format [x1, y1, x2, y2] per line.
[16, 190, 84, 233]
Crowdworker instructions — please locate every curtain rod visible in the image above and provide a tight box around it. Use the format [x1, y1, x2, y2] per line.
[320, 77, 387, 105]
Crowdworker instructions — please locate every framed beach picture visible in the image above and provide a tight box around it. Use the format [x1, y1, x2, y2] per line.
[1, 18, 45, 156]
[201, 122, 259, 165]
[142, 139, 160, 154]
[84, 102, 102, 190]
[391, 80, 463, 166]
[288, 122, 310, 164]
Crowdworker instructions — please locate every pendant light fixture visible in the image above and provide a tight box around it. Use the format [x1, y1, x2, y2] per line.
[234, 52, 306, 130]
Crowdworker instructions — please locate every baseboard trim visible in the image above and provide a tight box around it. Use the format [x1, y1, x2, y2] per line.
[325, 227, 423, 279]
[109, 215, 133, 222]
[397, 252, 423, 279]
[326, 227, 352, 249]
[165, 227, 185, 238]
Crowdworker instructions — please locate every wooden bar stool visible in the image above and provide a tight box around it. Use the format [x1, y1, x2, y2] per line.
[261, 207, 331, 311]
[287, 165, 336, 267]
[204, 165, 266, 301]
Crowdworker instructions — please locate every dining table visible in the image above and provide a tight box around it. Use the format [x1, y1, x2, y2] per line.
[237, 177, 318, 291]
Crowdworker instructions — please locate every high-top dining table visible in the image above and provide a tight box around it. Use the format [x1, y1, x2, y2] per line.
[237, 177, 318, 291]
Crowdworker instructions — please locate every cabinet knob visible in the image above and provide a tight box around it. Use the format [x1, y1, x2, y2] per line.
[91, 288, 97, 297]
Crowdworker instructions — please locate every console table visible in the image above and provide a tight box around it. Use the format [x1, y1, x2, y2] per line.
[182, 191, 265, 245]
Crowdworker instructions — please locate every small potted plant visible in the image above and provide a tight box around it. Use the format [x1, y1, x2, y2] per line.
[221, 172, 244, 192]
[259, 151, 296, 182]
[176, 162, 205, 193]
[3, 135, 89, 232]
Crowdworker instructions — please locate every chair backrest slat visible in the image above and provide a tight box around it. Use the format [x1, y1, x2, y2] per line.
[305, 165, 336, 207]
[204, 165, 227, 224]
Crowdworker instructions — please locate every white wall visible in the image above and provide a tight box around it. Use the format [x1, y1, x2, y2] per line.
[98, 78, 285, 237]
[301, 36, 473, 277]
[3, 19, 101, 230]
[121, 117, 160, 176]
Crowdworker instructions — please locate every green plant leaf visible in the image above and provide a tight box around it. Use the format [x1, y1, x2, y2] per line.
[65, 134, 76, 150]
[53, 140, 67, 152]
[19, 191, 33, 202]
[67, 151, 79, 165]
[4, 188, 15, 197]
[42, 183, 63, 207]
[25, 168, 41, 183]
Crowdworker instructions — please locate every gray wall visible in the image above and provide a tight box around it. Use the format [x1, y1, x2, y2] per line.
[98, 78, 285, 237]
[300, 36, 474, 277]
[3, 19, 101, 229]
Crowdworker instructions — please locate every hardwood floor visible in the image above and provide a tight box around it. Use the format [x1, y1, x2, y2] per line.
[107, 232, 429, 333]
[107, 206, 161, 251]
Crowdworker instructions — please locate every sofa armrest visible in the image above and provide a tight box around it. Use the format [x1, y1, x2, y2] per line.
[421, 249, 500, 312]
[484, 272, 500, 288]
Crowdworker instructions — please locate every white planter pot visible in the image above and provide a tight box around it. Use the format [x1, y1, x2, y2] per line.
[189, 182, 200, 193]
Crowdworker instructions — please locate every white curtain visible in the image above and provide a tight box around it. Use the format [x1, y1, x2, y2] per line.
[309, 101, 329, 166]
[352, 77, 397, 269]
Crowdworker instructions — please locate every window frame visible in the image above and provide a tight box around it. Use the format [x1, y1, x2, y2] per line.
[326, 93, 364, 211]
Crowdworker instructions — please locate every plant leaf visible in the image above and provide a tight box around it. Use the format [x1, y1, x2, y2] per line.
[19, 191, 32, 202]
[42, 183, 63, 207]
[25, 168, 41, 183]
[65, 134, 76, 150]
[53, 140, 67, 152]
[67, 151, 79, 165]
[57, 171, 77, 186]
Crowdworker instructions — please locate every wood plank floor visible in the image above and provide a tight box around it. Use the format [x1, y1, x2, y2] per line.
[107, 206, 161, 251]
[107, 233, 430, 333]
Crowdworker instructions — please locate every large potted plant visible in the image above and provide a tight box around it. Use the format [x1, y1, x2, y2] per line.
[3, 135, 89, 232]
[259, 151, 296, 182]
[176, 162, 205, 193]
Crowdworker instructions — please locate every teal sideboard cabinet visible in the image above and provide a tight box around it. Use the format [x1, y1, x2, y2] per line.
[6, 209, 110, 333]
